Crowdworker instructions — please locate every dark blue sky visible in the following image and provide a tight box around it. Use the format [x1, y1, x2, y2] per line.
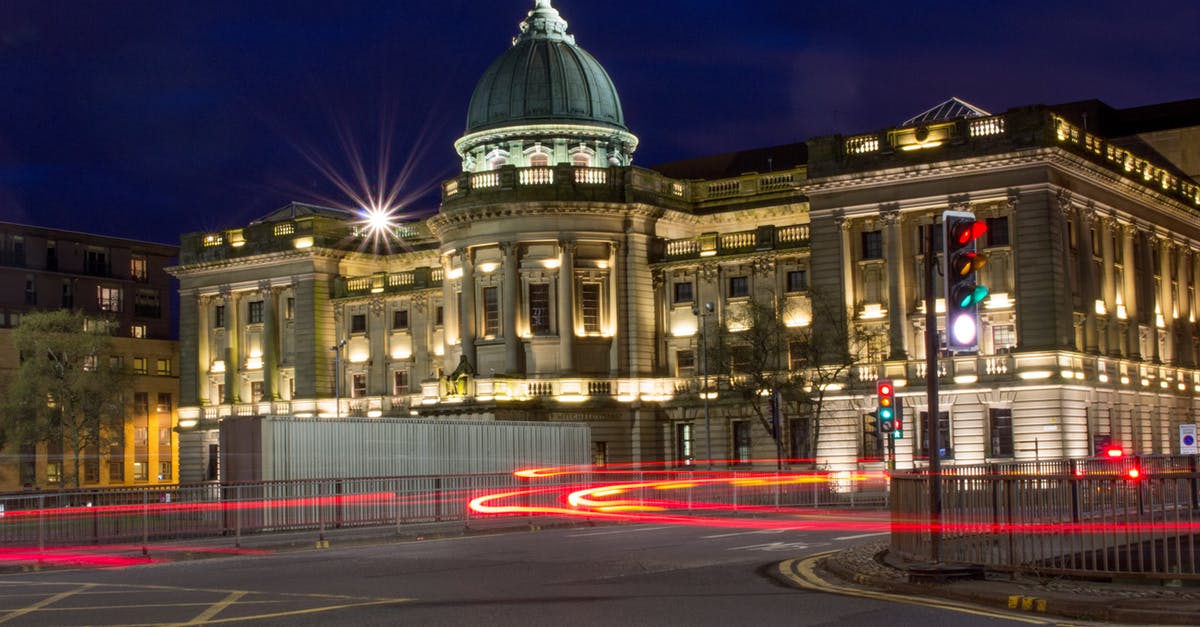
[2, 0, 1197, 246]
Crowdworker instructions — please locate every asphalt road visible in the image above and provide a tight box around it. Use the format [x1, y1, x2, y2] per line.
[0, 520, 1079, 626]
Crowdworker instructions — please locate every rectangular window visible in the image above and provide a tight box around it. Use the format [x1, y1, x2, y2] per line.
[250, 381, 263, 402]
[786, 270, 808, 293]
[985, 217, 1010, 247]
[135, 289, 161, 318]
[529, 283, 551, 335]
[918, 224, 944, 253]
[156, 358, 171, 376]
[131, 324, 147, 338]
[130, 256, 148, 281]
[214, 305, 225, 328]
[84, 459, 99, 483]
[592, 442, 607, 466]
[732, 421, 752, 463]
[482, 286, 500, 337]
[108, 461, 124, 482]
[248, 301, 263, 324]
[676, 349, 696, 378]
[133, 357, 148, 375]
[435, 306, 444, 327]
[393, 370, 409, 395]
[45, 241, 57, 271]
[918, 411, 952, 459]
[581, 283, 601, 333]
[25, 274, 36, 306]
[285, 297, 295, 320]
[728, 276, 749, 298]
[989, 408, 1014, 457]
[351, 313, 367, 334]
[788, 340, 806, 370]
[134, 427, 148, 447]
[392, 309, 409, 330]
[12, 236, 24, 266]
[108, 355, 123, 370]
[84, 249, 109, 276]
[992, 325, 1016, 353]
[156, 393, 172, 414]
[82, 355, 98, 372]
[134, 392, 150, 417]
[97, 286, 122, 312]
[789, 417, 811, 459]
[673, 281, 694, 304]
[61, 280, 73, 309]
[159, 461, 172, 481]
[861, 230, 883, 259]
[352, 373, 367, 398]
[675, 423, 694, 464]
[159, 427, 172, 446]
[46, 462, 62, 485]
[133, 461, 148, 481]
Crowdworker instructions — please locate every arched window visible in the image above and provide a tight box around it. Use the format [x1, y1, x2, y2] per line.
[486, 148, 509, 170]
[571, 152, 591, 167]
[529, 152, 550, 167]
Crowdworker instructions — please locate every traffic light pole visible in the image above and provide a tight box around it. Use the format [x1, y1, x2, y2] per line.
[924, 221, 943, 564]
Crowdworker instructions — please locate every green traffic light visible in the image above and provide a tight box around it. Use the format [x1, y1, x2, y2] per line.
[956, 285, 990, 308]
[879, 407, 893, 420]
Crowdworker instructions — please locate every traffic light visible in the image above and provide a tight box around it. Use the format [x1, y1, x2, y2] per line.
[892, 396, 904, 439]
[942, 210, 989, 353]
[876, 380, 896, 433]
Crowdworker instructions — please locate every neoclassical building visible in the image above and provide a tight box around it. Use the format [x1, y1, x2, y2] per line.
[169, 1, 1200, 482]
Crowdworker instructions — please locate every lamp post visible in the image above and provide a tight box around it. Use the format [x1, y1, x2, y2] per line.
[330, 339, 346, 418]
[693, 302, 714, 469]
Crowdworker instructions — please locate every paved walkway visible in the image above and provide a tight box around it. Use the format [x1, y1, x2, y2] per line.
[813, 541, 1200, 625]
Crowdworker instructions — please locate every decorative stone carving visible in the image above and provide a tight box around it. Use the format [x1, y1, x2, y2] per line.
[1056, 188, 1073, 217]
[411, 293, 428, 313]
[369, 298, 385, 316]
[880, 207, 901, 227]
[651, 269, 665, 289]
[698, 262, 719, 282]
[751, 255, 775, 275]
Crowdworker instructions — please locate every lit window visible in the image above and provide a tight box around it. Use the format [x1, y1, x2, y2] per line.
[130, 256, 148, 281]
[156, 358, 171, 376]
[581, 283, 601, 333]
[285, 297, 295, 320]
[133, 357, 148, 375]
[156, 393, 172, 414]
[159, 462, 172, 480]
[134, 427, 148, 446]
[134, 392, 149, 417]
[571, 152, 591, 167]
[134, 461, 148, 481]
[131, 324, 147, 338]
[676, 349, 695, 378]
[992, 325, 1016, 353]
[529, 152, 550, 167]
[248, 301, 263, 324]
[989, 408, 1014, 457]
[97, 286, 122, 312]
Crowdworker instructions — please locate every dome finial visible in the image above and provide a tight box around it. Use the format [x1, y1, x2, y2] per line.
[515, 0, 574, 45]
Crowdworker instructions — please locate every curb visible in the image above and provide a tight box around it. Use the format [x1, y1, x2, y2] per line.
[819, 550, 1199, 625]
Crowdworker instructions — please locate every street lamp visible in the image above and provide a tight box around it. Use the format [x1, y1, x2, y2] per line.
[330, 339, 346, 418]
[693, 302, 714, 469]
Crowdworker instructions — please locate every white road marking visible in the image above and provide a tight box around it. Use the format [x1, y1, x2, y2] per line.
[702, 529, 795, 539]
[834, 532, 890, 541]
[728, 541, 816, 552]
[567, 526, 670, 537]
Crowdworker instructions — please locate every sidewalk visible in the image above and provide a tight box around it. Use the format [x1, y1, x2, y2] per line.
[819, 541, 1200, 625]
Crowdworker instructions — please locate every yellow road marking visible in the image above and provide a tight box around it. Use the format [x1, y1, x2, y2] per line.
[182, 590, 247, 624]
[0, 583, 93, 624]
[779, 553, 1055, 625]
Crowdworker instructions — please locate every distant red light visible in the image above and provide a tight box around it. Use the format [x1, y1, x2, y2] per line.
[1127, 468, 1141, 480]
[1105, 447, 1123, 458]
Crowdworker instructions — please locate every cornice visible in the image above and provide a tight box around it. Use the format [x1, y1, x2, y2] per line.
[427, 202, 665, 239]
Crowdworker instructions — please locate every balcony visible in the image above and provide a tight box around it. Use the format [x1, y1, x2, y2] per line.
[656, 224, 810, 263]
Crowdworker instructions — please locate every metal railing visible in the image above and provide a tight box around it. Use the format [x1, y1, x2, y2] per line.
[891, 455, 1200, 580]
[0, 468, 889, 550]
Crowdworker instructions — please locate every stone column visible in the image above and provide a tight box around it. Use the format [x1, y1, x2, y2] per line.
[1077, 205, 1099, 354]
[260, 282, 276, 401]
[1098, 217, 1119, 356]
[1158, 236, 1173, 363]
[1121, 224, 1141, 360]
[1139, 229, 1159, 362]
[441, 254, 458, 374]
[883, 208, 907, 359]
[224, 289, 241, 404]
[558, 240, 576, 373]
[608, 241, 620, 376]
[1178, 247, 1194, 367]
[460, 249, 477, 369]
[194, 294, 210, 405]
[502, 242, 521, 375]
[837, 216, 855, 322]
[369, 298, 387, 395]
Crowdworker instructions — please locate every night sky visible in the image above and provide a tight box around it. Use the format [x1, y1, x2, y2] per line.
[2, 0, 1197, 247]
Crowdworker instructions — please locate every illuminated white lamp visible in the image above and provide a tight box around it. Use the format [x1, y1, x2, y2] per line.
[616, 394, 637, 402]
[951, 313, 978, 347]
[699, 250, 717, 257]
[367, 410, 383, 418]
[1141, 379, 1151, 386]
[1161, 381, 1169, 389]
[1098, 373, 1109, 383]
[1117, 304, 1128, 320]
[1019, 370, 1053, 380]
[1120, 376, 1131, 385]
[1060, 370, 1074, 379]
[479, 262, 499, 274]
[293, 236, 314, 249]
[409, 410, 419, 416]
[178, 418, 198, 429]
[860, 303, 885, 319]
[555, 394, 587, 403]
[892, 379, 907, 388]
[984, 293, 1012, 310]
[541, 259, 561, 269]
[701, 391, 719, 400]
[211, 360, 226, 374]
[1075, 372, 1085, 380]
[953, 374, 978, 384]
[447, 267, 463, 280]
[246, 357, 263, 370]
[596, 260, 609, 269]
[901, 141, 943, 151]
[1094, 300, 1107, 315]
[1179, 383, 1187, 391]
[391, 348, 412, 360]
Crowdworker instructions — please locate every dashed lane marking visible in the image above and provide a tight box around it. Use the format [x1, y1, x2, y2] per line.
[833, 532, 890, 541]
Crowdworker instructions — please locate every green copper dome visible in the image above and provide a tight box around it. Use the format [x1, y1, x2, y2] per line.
[465, 1, 628, 134]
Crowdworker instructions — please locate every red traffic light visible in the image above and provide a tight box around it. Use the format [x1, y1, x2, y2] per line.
[1127, 467, 1141, 480]
[951, 220, 988, 245]
[876, 381, 893, 397]
[1105, 447, 1124, 458]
